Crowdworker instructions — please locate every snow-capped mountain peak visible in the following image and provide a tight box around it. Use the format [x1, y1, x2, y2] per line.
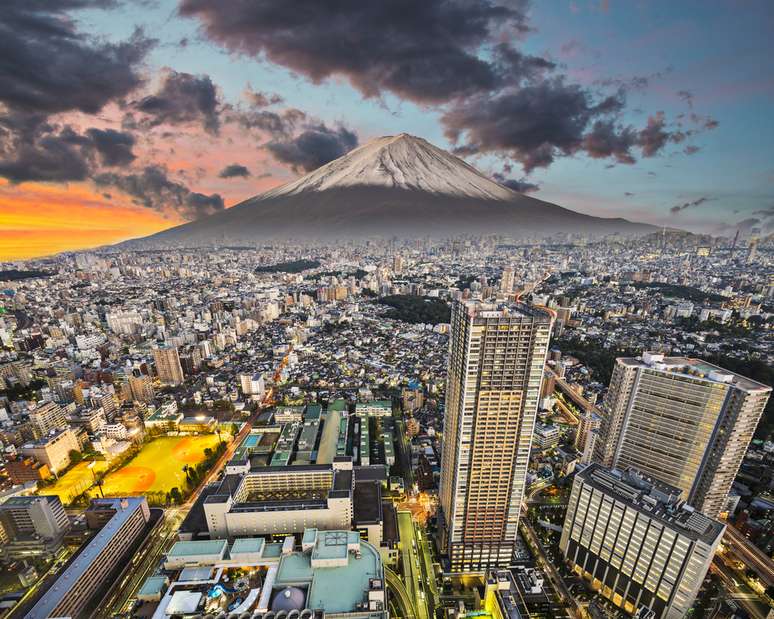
[261, 133, 517, 201]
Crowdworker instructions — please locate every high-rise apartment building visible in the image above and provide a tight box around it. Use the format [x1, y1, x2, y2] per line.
[152, 346, 184, 385]
[560, 464, 723, 619]
[499, 267, 515, 294]
[439, 299, 552, 572]
[29, 401, 68, 437]
[594, 353, 771, 518]
[127, 374, 154, 403]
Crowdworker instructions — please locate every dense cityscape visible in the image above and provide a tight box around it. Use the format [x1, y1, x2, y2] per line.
[0, 232, 769, 618]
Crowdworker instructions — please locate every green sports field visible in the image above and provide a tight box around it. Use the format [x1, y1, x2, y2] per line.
[42, 434, 223, 504]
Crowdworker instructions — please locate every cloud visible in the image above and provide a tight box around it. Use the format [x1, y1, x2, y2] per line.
[179, 0, 530, 104]
[492, 173, 539, 193]
[230, 108, 307, 137]
[133, 69, 221, 134]
[245, 89, 284, 108]
[85, 128, 136, 166]
[0, 1, 152, 117]
[218, 163, 250, 178]
[266, 124, 359, 173]
[443, 79, 627, 171]
[670, 196, 713, 214]
[582, 120, 637, 164]
[94, 165, 224, 220]
[181, 0, 716, 174]
[0, 125, 92, 183]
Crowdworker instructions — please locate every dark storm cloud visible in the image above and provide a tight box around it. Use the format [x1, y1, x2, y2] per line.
[443, 79, 627, 172]
[0, 115, 137, 182]
[0, 130, 92, 183]
[0, 2, 151, 183]
[178, 0, 530, 104]
[85, 128, 136, 166]
[267, 124, 359, 173]
[95, 165, 224, 220]
[218, 163, 250, 178]
[492, 173, 539, 193]
[179, 0, 716, 173]
[133, 70, 221, 134]
[0, 1, 152, 116]
[670, 196, 712, 214]
[582, 120, 637, 164]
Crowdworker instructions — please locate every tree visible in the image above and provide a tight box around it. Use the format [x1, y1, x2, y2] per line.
[69, 450, 83, 464]
[170, 487, 182, 504]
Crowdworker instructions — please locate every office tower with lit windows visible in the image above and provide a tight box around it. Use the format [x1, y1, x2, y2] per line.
[594, 353, 771, 518]
[439, 299, 552, 572]
[560, 464, 723, 619]
[152, 345, 184, 386]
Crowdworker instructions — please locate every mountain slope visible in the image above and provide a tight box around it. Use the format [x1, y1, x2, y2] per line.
[133, 133, 657, 245]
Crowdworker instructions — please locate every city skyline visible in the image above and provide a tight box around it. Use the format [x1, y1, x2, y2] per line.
[2, 1, 773, 259]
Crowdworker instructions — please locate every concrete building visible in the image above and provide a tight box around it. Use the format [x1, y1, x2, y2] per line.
[156, 528, 386, 619]
[25, 497, 150, 619]
[127, 374, 154, 403]
[439, 299, 552, 571]
[28, 401, 67, 438]
[0, 495, 69, 559]
[152, 346, 184, 386]
[575, 410, 601, 454]
[560, 465, 724, 619]
[202, 460, 354, 539]
[20, 428, 81, 475]
[533, 422, 560, 450]
[594, 353, 772, 518]
[240, 372, 265, 396]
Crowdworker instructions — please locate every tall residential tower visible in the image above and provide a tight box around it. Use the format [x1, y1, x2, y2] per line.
[152, 346, 184, 386]
[594, 353, 771, 518]
[439, 299, 552, 572]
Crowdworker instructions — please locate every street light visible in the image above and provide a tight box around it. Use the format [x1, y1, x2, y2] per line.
[88, 461, 104, 498]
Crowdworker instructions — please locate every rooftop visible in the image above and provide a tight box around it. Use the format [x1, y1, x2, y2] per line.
[167, 538, 228, 557]
[579, 464, 725, 545]
[619, 353, 771, 391]
[25, 497, 148, 619]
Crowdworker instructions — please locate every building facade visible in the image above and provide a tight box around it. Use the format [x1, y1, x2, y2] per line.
[439, 299, 552, 572]
[153, 346, 185, 385]
[26, 497, 150, 619]
[594, 353, 772, 518]
[20, 427, 81, 475]
[560, 465, 723, 619]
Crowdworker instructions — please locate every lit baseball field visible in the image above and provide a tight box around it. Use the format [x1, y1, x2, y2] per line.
[42, 435, 223, 503]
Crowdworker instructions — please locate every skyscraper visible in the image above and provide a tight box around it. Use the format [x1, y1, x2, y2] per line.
[439, 299, 552, 572]
[152, 346, 184, 386]
[594, 353, 771, 518]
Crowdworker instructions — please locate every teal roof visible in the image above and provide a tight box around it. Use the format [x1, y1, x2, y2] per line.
[263, 543, 284, 558]
[276, 552, 314, 583]
[168, 539, 227, 557]
[230, 537, 265, 555]
[137, 576, 167, 597]
[308, 539, 382, 613]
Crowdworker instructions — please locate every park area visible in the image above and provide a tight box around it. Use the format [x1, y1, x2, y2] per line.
[41, 434, 223, 504]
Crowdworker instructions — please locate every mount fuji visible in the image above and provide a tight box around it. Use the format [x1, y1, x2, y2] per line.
[132, 133, 656, 245]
